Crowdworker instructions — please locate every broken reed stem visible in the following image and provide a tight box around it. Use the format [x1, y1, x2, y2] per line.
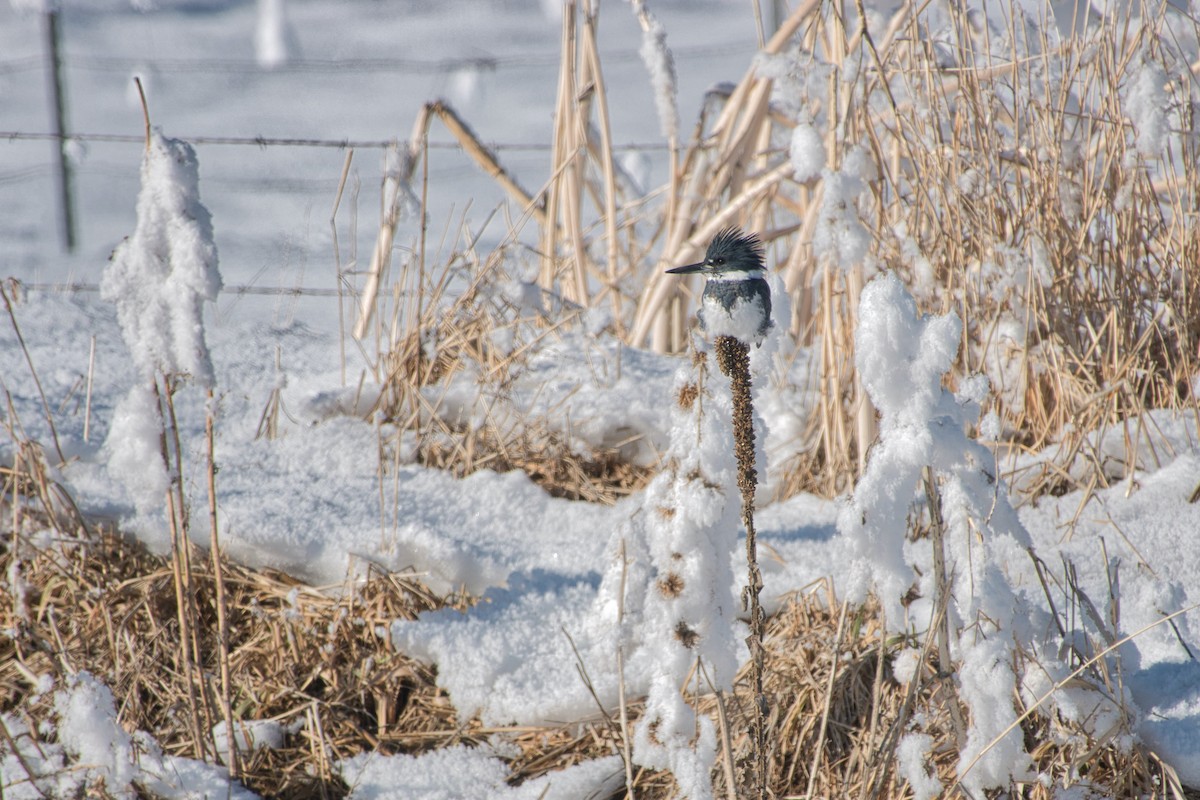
[206, 388, 239, 779]
[714, 335, 766, 800]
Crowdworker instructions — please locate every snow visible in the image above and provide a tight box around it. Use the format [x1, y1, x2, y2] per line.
[633, 0, 679, 142]
[788, 117, 825, 183]
[102, 129, 222, 387]
[2, 672, 254, 800]
[813, 163, 870, 271]
[104, 380, 170, 523]
[623, 359, 745, 800]
[53, 672, 138, 795]
[3, 1, 1200, 797]
[339, 745, 623, 800]
[896, 733, 941, 800]
[212, 718, 288, 760]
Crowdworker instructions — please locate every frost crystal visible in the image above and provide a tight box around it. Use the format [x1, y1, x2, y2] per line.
[1122, 55, 1169, 157]
[631, 0, 678, 141]
[789, 119, 825, 182]
[813, 165, 869, 270]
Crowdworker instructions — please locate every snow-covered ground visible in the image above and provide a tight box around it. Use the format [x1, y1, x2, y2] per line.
[3, 1, 1200, 798]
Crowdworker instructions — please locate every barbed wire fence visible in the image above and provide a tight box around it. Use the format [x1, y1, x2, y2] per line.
[2, 6, 767, 322]
[2, 126, 671, 299]
[3, 130, 671, 153]
[2, 16, 712, 280]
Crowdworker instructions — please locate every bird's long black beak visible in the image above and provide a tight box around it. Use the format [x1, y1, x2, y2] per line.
[665, 262, 705, 274]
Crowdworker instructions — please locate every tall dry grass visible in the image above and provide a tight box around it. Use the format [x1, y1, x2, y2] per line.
[330, 3, 1200, 792]
[373, 0, 1200, 502]
[0, 366, 1188, 796]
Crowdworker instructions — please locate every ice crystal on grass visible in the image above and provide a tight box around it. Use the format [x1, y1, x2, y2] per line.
[631, 0, 678, 142]
[789, 117, 825, 183]
[813, 164, 869, 271]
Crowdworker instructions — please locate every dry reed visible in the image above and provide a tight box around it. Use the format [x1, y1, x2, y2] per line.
[379, 0, 1200, 503]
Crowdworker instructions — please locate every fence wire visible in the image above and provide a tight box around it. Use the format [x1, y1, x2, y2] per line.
[3, 130, 669, 152]
[0, 40, 751, 77]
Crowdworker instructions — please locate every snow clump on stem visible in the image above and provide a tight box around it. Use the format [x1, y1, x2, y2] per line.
[102, 129, 222, 386]
[101, 128, 222, 521]
[839, 273, 1038, 794]
[614, 351, 742, 800]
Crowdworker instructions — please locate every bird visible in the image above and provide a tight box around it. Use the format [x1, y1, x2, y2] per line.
[665, 227, 772, 346]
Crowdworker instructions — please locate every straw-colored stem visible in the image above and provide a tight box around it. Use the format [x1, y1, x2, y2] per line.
[206, 389, 238, 778]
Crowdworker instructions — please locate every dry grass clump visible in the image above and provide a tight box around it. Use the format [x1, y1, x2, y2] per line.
[726, 589, 1192, 799]
[358, 224, 651, 505]
[868, 4, 1200, 499]
[0, 464, 464, 798]
[417, 425, 651, 504]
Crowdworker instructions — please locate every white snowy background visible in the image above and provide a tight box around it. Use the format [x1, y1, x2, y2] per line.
[3, 1, 1200, 798]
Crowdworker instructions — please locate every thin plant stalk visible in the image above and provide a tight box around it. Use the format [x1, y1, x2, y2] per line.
[615, 539, 636, 799]
[1, 285, 65, 465]
[154, 377, 209, 760]
[923, 467, 967, 745]
[206, 388, 239, 778]
[330, 148, 354, 386]
[714, 334, 767, 799]
[804, 599, 848, 799]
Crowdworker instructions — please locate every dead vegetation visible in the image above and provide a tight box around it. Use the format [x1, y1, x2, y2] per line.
[365, 236, 652, 505]
[1, 411, 1191, 798]
[3, 492, 1190, 799]
[350, 0, 1200, 505]
[1, 478, 458, 798]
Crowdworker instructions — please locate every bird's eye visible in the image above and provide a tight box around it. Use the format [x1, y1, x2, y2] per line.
[713, 257, 725, 266]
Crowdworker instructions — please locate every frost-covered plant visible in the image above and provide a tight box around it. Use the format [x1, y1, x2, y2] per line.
[103, 130, 221, 388]
[98, 127, 231, 771]
[620, 351, 742, 800]
[840, 273, 1038, 794]
[629, 0, 678, 143]
[713, 334, 769, 798]
[102, 129, 222, 520]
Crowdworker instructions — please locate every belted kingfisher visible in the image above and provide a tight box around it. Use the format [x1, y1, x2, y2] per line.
[666, 227, 772, 346]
